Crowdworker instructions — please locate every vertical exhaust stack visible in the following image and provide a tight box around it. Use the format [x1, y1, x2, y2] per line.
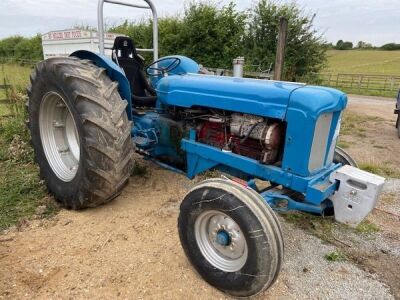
[233, 57, 244, 77]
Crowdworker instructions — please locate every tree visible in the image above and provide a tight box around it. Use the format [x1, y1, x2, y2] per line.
[357, 41, 373, 49]
[335, 40, 344, 49]
[244, 0, 327, 81]
[0, 36, 25, 57]
[179, 2, 246, 68]
[108, 1, 328, 81]
[110, 3, 246, 68]
[0, 35, 42, 60]
[381, 43, 400, 51]
[14, 35, 43, 60]
[335, 40, 353, 50]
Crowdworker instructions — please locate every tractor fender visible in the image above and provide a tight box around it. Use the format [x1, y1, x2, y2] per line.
[70, 50, 133, 119]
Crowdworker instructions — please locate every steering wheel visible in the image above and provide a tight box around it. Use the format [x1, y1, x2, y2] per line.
[146, 57, 181, 77]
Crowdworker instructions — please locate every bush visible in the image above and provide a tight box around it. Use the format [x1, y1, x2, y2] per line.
[0, 35, 42, 61]
[179, 2, 246, 68]
[380, 43, 400, 51]
[335, 40, 353, 50]
[109, 1, 326, 81]
[244, 0, 327, 81]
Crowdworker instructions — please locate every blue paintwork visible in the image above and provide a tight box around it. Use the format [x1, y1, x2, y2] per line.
[181, 129, 341, 205]
[156, 74, 304, 119]
[70, 50, 133, 119]
[261, 191, 325, 214]
[69, 52, 349, 215]
[216, 231, 230, 246]
[283, 87, 347, 177]
[149, 55, 200, 86]
[132, 112, 185, 165]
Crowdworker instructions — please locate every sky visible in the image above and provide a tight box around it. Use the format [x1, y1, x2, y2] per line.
[0, 0, 399, 46]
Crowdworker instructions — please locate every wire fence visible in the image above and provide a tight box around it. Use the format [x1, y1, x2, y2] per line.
[0, 57, 39, 67]
[320, 73, 400, 97]
[0, 82, 13, 118]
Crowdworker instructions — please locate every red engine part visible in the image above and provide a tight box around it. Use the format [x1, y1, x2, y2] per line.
[197, 121, 227, 149]
[229, 136, 264, 161]
[197, 120, 283, 165]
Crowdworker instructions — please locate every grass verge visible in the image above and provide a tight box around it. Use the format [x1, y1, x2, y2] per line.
[325, 250, 346, 262]
[359, 162, 400, 178]
[0, 86, 58, 231]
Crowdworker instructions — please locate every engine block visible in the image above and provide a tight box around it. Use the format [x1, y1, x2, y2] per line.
[197, 113, 284, 165]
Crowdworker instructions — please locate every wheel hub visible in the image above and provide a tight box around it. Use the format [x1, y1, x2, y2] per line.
[216, 230, 230, 246]
[39, 92, 80, 182]
[195, 210, 248, 272]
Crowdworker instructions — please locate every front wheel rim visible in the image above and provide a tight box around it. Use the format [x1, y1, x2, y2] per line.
[39, 91, 80, 182]
[194, 210, 248, 272]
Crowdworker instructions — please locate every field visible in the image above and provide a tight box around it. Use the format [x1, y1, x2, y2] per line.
[0, 64, 33, 116]
[325, 50, 400, 75]
[321, 50, 400, 97]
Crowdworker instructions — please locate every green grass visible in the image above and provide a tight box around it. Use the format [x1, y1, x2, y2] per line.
[321, 50, 400, 98]
[359, 162, 400, 178]
[355, 220, 380, 234]
[340, 111, 384, 136]
[0, 78, 58, 230]
[337, 140, 350, 149]
[325, 250, 346, 262]
[0, 117, 52, 230]
[0, 63, 32, 92]
[325, 50, 400, 75]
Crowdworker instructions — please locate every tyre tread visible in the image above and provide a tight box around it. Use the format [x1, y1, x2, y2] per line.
[28, 57, 134, 209]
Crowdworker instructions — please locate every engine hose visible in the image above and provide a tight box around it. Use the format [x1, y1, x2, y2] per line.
[240, 122, 259, 144]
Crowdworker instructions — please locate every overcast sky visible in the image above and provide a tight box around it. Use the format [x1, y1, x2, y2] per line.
[0, 0, 399, 46]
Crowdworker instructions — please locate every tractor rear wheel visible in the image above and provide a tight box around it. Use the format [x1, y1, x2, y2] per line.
[178, 178, 284, 297]
[27, 57, 134, 209]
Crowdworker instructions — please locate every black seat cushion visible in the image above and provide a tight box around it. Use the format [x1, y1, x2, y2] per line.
[112, 37, 157, 107]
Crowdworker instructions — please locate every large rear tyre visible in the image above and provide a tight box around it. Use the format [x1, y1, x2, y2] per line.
[178, 178, 284, 297]
[27, 57, 134, 209]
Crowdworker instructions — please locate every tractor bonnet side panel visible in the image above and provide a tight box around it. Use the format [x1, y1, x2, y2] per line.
[156, 74, 304, 119]
[282, 86, 347, 177]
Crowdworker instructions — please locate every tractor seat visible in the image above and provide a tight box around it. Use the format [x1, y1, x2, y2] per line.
[112, 36, 157, 107]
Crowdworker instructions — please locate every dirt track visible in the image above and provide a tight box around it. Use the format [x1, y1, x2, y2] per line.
[0, 95, 399, 299]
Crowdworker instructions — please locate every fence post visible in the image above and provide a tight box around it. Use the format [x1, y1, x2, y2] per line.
[358, 75, 363, 92]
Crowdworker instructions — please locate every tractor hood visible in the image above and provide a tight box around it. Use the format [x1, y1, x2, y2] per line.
[156, 73, 347, 120]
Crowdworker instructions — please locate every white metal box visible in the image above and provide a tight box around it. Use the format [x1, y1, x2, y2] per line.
[329, 165, 385, 227]
[41, 29, 123, 59]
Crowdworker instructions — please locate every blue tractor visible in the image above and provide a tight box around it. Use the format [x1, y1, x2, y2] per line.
[27, 0, 385, 296]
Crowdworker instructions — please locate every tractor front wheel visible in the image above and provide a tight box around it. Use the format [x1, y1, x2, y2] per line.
[178, 178, 284, 297]
[27, 57, 134, 209]
[397, 115, 400, 138]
